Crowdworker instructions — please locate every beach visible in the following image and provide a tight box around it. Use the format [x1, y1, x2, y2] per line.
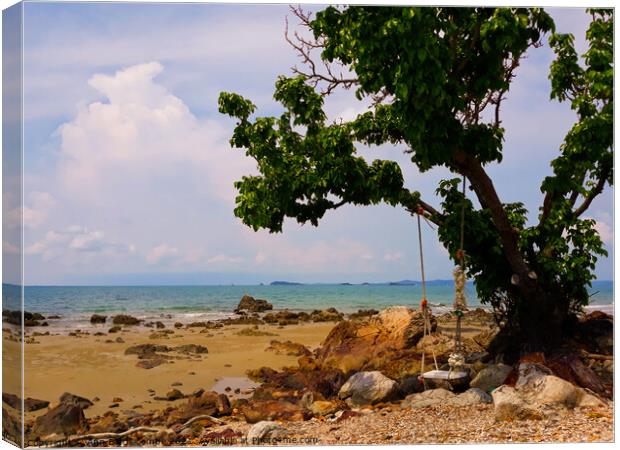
[2, 294, 614, 446]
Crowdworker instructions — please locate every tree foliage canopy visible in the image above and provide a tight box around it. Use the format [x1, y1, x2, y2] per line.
[219, 7, 613, 344]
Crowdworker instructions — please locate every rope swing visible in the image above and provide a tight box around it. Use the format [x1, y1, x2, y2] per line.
[417, 174, 469, 388]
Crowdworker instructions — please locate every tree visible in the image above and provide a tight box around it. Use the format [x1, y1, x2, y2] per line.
[219, 7, 613, 355]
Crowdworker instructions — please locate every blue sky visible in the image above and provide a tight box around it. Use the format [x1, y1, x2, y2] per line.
[8, 3, 613, 285]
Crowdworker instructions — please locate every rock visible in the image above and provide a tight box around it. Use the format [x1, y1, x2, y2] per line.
[168, 391, 231, 425]
[235, 295, 273, 313]
[125, 344, 171, 358]
[241, 400, 310, 423]
[448, 388, 492, 406]
[165, 389, 185, 401]
[401, 388, 455, 409]
[546, 353, 609, 397]
[174, 344, 209, 355]
[31, 402, 86, 437]
[174, 322, 183, 328]
[90, 314, 107, 324]
[59, 392, 93, 409]
[338, 371, 398, 407]
[265, 340, 311, 357]
[2, 393, 20, 409]
[89, 413, 128, 434]
[398, 375, 424, 396]
[112, 314, 141, 325]
[577, 311, 613, 354]
[136, 357, 169, 369]
[155, 321, 165, 329]
[246, 421, 287, 443]
[251, 367, 346, 403]
[348, 309, 379, 320]
[492, 385, 543, 421]
[115, 337, 124, 343]
[111, 397, 123, 403]
[108, 326, 122, 333]
[24, 398, 50, 412]
[470, 363, 512, 393]
[309, 307, 344, 322]
[309, 400, 344, 416]
[316, 306, 433, 378]
[335, 410, 363, 422]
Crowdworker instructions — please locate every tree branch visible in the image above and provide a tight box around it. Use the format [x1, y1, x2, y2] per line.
[573, 172, 609, 218]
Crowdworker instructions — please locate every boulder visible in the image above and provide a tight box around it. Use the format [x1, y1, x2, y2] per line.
[470, 363, 512, 393]
[90, 314, 107, 324]
[348, 309, 379, 320]
[241, 400, 310, 423]
[265, 340, 311, 357]
[309, 308, 344, 322]
[112, 314, 141, 325]
[492, 385, 543, 421]
[235, 295, 273, 313]
[493, 362, 606, 421]
[316, 306, 434, 378]
[174, 344, 209, 355]
[401, 388, 455, 409]
[24, 398, 50, 412]
[165, 389, 185, 401]
[88, 413, 129, 434]
[125, 344, 171, 358]
[338, 371, 398, 407]
[31, 402, 86, 437]
[246, 421, 287, 443]
[448, 388, 492, 406]
[166, 391, 231, 426]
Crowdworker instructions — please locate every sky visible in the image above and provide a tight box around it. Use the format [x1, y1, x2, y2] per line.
[4, 2, 613, 285]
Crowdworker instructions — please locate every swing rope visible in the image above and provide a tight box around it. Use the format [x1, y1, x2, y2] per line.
[417, 210, 438, 379]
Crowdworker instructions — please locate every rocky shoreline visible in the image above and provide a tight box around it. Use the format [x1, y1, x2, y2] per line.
[2, 296, 614, 446]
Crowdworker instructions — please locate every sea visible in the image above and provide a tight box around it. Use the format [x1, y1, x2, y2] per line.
[2, 280, 613, 331]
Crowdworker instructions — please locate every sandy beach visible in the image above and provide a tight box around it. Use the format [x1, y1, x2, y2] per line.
[2, 303, 614, 446]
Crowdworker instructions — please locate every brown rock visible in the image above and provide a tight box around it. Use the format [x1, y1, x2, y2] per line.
[31, 402, 86, 437]
[316, 306, 432, 377]
[265, 340, 311, 357]
[240, 400, 310, 423]
[59, 392, 93, 409]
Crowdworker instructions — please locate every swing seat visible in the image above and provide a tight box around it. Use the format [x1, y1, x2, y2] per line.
[421, 369, 468, 382]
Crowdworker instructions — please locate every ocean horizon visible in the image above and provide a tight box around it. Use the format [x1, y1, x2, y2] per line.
[2, 280, 614, 330]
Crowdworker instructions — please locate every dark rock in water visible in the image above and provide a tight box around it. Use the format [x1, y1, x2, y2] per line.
[112, 314, 141, 325]
[3, 310, 45, 326]
[174, 322, 183, 329]
[31, 402, 86, 437]
[235, 295, 273, 313]
[59, 392, 93, 409]
[265, 340, 311, 357]
[240, 400, 310, 423]
[47, 315, 61, 319]
[90, 314, 107, 324]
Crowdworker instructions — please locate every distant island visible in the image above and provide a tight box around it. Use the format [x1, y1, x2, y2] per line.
[268, 279, 463, 286]
[270, 281, 304, 286]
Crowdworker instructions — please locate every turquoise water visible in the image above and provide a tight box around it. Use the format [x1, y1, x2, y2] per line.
[2, 281, 613, 324]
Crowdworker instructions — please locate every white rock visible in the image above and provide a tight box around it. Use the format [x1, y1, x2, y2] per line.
[401, 388, 455, 409]
[338, 371, 398, 407]
[470, 363, 512, 392]
[246, 421, 286, 443]
[449, 388, 492, 406]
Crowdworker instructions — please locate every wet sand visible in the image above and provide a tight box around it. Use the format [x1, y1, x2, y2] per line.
[12, 322, 334, 419]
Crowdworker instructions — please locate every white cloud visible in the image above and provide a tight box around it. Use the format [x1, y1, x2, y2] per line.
[26, 226, 133, 261]
[588, 216, 614, 246]
[207, 254, 244, 265]
[147, 244, 180, 265]
[56, 61, 253, 204]
[5, 191, 56, 229]
[384, 251, 405, 261]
